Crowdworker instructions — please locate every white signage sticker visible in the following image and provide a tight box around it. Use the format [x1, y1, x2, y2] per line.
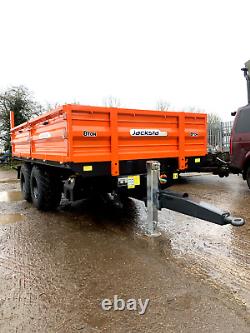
[130, 129, 167, 136]
[38, 132, 52, 139]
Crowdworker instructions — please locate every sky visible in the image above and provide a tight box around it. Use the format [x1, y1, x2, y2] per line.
[0, 0, 249, 120]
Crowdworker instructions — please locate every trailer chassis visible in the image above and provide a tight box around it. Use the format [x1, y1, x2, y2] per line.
[15, 159, 245, 234]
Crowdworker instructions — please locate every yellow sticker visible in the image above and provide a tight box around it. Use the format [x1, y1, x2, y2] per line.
[83, 165, 93, 171]
[173, 173, 178, 180]
[195, 158, 201, 163]
[127, 175, 140, 189]
[127, 176, 135, 189]
[134, 175, 140, 186]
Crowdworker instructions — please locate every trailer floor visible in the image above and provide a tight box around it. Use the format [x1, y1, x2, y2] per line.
[0, 168, 249, 332]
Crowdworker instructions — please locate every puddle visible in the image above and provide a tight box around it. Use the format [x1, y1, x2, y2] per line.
[0, 191, 23, 202]
[0, 213, 25, 225]
[0, 178, 18, 184]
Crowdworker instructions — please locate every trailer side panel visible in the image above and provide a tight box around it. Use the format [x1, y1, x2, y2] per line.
[11, 105, 207, 175]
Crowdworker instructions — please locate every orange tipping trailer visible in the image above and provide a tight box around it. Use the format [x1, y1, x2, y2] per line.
[11, 104, 207, 177]
[10, 104, 209, 211]
[9, 104, 246, 227]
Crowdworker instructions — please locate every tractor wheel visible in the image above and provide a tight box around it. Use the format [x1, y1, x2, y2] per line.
[30, 166, 62, 211]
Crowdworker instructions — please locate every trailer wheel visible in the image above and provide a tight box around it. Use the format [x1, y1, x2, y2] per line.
[20, 164, 32, 202]
[30, 166, 62, 211]
[246, 166, 250, 189]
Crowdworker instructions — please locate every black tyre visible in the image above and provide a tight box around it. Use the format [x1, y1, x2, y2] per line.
[246, 166, 250, 189]
[30, 166, 62, 211]
[20, 164, 32, 202]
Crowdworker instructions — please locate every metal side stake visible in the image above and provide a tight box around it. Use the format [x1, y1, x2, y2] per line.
[146, 161, 161, 236]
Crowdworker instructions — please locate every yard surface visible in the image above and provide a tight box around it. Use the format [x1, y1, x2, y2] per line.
[0, 168, 249, 332]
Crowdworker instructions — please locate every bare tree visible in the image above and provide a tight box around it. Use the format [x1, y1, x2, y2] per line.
[103, 96, 121, 108]
[207, 112, 222, 125]
[45, 102, 60, 112]
[184, 106, 204, 113]
[207, 113, 222, 151]
[156, 100, 170, 111]
[45, 100, 82, 112]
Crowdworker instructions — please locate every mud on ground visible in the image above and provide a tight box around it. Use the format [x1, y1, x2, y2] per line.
[0, 168, 249, 332]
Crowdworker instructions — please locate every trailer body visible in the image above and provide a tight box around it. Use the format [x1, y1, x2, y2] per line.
[11, 104, 207, 177]
[9, 104, 245, 227]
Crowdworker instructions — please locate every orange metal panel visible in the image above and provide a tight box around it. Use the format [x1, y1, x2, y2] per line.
[70, 107, 112, 164]
[31, 112, 68, 162]
[178, 113, 186, 170]
[10, 111, 15, 129]
[11, 126, 31, 156]
[11, 104, 207, 175]
[110, 108, 119, 176]
[65, 105, 73, 162]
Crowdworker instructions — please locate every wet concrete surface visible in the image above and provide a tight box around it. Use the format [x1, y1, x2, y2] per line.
[0, 169, 16, 180]
[0, 213, 25, 225]
[0, 168, 249, 332]
[0, 178, 19, 184]
[165, 174, 250, 308]
[0, 191, 23, 202]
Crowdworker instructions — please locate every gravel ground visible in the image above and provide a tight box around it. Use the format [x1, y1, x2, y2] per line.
[0, 168, 249, 332]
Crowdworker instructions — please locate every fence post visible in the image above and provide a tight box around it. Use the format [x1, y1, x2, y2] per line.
[220, 121, 223, 151]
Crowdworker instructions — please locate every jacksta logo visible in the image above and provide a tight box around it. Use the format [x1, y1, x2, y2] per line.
[130, 129, 167, 136]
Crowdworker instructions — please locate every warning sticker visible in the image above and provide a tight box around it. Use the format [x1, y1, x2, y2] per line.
[127, 175, 140, 189]
[127, 177, 135, 189]
[83, 165, 93, 171]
